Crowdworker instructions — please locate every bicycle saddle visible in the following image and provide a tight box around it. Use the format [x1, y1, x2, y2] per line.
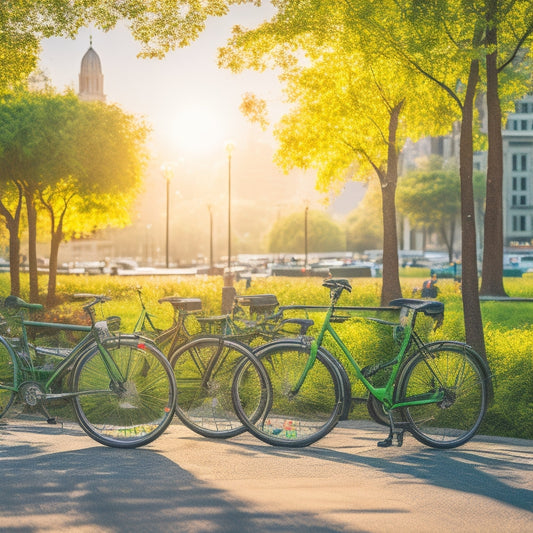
[4, 295, 43, 311]
[388, 298, 444, 316]
[158, 296, 202, 312]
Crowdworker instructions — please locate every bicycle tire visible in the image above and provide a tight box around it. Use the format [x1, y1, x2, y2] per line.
[396, 342, 488, 449]
[169, 336, 269, 438]
[71, 336, 177, 448]
[0, 337, 17, 418]
[233, 340, 346, 447]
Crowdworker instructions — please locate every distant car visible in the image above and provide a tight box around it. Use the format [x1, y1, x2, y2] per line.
[431, 263, 462, 279]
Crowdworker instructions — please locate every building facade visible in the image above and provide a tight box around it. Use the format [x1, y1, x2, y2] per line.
[503, 92, 533, 247]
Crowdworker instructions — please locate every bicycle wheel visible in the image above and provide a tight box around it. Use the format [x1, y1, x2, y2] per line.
[233, 340, 346, 447]
[71, 336, 177, 448]
[0, 338, 16, 418]
[169, 336, 269, 438]
[396, 342, 488, 449]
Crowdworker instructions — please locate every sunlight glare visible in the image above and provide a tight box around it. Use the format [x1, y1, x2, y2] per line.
[168, 106, 225, 155]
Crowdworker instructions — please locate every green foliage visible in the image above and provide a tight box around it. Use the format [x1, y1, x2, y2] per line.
[0, 272, 531, 439]
[0, 89, 149, 303]
[483, 328, 533, 440]
[268, 209, 345, 253]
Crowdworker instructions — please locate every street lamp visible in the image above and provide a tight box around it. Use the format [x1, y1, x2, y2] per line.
[161, 163, 174, 268]
[304, 204, 309, 271]
[225, 141, 235, 273]
[207, 204, 214, 274]
[221, 141, 236, 314]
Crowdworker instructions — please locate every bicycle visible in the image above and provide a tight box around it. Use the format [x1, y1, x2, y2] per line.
[231, 278, 492, 449]
[134, 288, 313, 350]
[0, 294, 177, 448]
[133, 288, 312, 439]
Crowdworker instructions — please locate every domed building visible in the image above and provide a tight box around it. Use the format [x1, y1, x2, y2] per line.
[78, 38, 105, 102]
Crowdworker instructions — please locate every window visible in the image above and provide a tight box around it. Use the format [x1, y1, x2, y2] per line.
[512, 154, 529, 172]
[520, 195, 527, 206]
[513, 216, 527, 232]
[521, 177, 527, 191]
[512, 195, 518, 206]
[512, 177, 518, 190]
[522, 120, 528, 130]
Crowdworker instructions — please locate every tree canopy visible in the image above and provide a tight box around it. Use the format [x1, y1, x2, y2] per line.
[219, 2, 460, 305]
[0, 89, 149, 303]
[397, 165, 486, 262]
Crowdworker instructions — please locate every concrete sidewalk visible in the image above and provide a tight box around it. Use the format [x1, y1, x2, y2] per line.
[0, 418, 531, 532]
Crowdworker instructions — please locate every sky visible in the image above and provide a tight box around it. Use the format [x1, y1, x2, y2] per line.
[39, 3, 282, 162]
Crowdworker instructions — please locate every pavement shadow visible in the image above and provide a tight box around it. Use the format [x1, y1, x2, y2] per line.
[0, 425, 354, 533]
[222, 428, 533, 514]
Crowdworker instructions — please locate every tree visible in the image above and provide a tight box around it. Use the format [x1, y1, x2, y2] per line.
[302, 0, 486, 356]
[0, 0, 249, 83]
[219, 10, 457, 305]
[480, 0, 533, 296]
[0, 89, 149, 304]
[268, 210, 345, 255]
[0, 182, 23, 296]
[397, 167, 486, 262]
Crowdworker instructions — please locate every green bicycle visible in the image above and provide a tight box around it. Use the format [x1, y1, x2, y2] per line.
[0, 294, 177, 448]
[133, 288, 312, 439]
[232, 278, 492, 449]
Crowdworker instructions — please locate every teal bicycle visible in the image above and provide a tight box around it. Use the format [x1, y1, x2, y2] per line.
[0, 294, 177, 448]
[232, 278, 491, 449]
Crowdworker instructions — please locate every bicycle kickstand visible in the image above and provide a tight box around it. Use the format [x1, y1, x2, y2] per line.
[38, 398, 57, 425]
[377, 413, 404, 448]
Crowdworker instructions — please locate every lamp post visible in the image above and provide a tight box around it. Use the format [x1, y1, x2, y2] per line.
[304, 204, 309, 272]
[207, 204, 214, 274]
[161, 163, 174, 268]
[222, 141, 236, 313]
[225, 141, 234, 273]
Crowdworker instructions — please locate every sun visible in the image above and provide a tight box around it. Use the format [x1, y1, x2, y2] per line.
[167, 105, 225, 155]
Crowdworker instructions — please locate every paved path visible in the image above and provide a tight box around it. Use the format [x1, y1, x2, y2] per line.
[0, 418, 531, 532]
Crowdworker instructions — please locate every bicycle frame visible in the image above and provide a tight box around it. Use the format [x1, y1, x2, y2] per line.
[286, 298, 445, 411]
[1, 303, 130, 401]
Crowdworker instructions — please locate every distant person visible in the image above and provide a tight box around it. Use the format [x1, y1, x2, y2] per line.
[421, 273, 438, 298]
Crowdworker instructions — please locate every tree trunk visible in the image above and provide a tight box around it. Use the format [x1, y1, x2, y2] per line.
[0, 189, 22, 297]
[439, 221, 454, 263]
[380, 103, 403, 306]
[480, 25, 506, 296]
[47, 228, 61, 307]
[7, 221, 21, 297]
[24, 187, 39, 303]
[459, 59, 486, 359]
